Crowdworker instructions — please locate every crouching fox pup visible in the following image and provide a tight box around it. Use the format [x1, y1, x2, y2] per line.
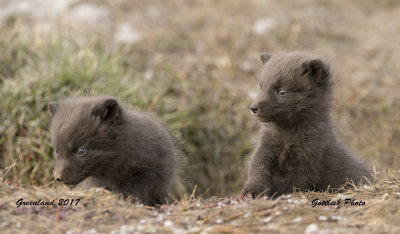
[49, 96, 178, 205]
[243, 52, 371, 198]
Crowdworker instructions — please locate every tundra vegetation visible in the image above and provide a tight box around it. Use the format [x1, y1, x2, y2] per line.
[0, 0, 399, 233]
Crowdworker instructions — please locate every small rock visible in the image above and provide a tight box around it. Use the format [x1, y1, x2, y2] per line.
[243, 212, 252, 218]
[318, 216, 328, 221]
[292, 217, 302, 223]
[263, 216, 273, 223]
[305, 223, 319, 234]
[164, 220, 174, 227]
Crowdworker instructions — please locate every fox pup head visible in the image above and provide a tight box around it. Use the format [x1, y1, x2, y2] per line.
[250, 52, 333, 126]
[49, 97, 123, 186]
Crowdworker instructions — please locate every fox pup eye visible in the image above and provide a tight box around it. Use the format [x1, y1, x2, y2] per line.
[276, 89, 287, 96]
[76, 148, 87, 157]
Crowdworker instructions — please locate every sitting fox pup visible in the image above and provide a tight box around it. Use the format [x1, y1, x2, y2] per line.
[49, 96, 178, 205]
[242, 52, 371, 198]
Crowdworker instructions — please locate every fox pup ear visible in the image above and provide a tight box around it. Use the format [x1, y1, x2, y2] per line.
[92, 99, 122, 123]
[302, 59, 330, 85]
[48, 102, 59, 117]
[260, 53, 271, 64]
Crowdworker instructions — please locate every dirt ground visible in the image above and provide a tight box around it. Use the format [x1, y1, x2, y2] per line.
[1, 169, 399, 233]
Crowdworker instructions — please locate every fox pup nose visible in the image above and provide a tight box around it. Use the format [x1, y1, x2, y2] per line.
[250, 104, 259, 114]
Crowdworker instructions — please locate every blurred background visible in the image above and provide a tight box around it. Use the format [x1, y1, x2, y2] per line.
[0, 0, 399, 196]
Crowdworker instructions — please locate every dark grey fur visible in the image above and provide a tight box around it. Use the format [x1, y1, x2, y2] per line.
[243, 52, 371, 198]
[49, 96, 178, 205]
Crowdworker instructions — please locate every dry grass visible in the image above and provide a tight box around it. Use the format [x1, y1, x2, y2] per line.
[0, 0, 400, 233]
[1, 168, 399, 234]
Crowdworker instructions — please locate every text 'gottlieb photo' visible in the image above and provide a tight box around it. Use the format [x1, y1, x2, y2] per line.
[0, 0, 399, 233]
